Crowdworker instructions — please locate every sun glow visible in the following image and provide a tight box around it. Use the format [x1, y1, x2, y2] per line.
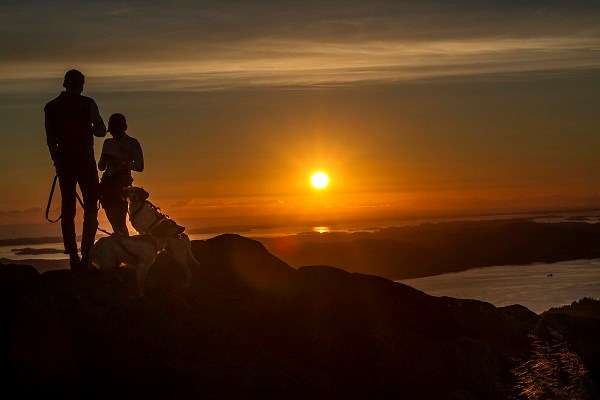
[310, 171, 330, 190]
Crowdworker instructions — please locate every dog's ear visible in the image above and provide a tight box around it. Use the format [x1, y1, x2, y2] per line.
[165, 220, 185, 237]
[139, 188, 150, 201]
[151, 220, 185, 239]
[174, 223, 185, 235]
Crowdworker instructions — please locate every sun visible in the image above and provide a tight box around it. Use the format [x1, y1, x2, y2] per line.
[310, 171, 330, 189]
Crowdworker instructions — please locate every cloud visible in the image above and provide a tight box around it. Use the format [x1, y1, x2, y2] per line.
[0, 1, 598, 91]
[169, 197, 288, 209]
[0, 207, 44, 224]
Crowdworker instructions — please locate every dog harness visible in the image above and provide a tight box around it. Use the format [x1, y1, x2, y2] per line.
[129, 200, 168, 234]
[113, 234, 166, 265]
[114, 235, 141, 264]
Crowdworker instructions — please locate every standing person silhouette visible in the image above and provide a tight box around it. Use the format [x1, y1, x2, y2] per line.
[98, 113, 144, 236]
[44, 69, 106, 270]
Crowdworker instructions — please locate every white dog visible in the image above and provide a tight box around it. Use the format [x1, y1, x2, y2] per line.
[122, 186, 200, 275]
[89, 234, 160, 296]
[89, 222, 191, 296]
[123, 187, 173, 235]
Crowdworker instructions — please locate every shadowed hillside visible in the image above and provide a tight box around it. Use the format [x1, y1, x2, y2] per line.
[1, 234, 598, 399]
[545, 297, 600, 320]
[260, 220, 600, 279]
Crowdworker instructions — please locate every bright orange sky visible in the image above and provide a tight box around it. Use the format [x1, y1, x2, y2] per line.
[0, 1, 599, 227]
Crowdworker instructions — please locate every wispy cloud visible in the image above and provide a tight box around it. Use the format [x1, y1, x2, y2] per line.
[0, 1, 598, 91]
[1, 35, 599, 92]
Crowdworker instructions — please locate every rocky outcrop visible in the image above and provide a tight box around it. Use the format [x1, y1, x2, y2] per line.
[0, 234, 597, 399]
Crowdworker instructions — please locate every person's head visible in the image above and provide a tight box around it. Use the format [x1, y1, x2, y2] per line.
[108, 113, 127, 137]
[63, 69, 85, 94]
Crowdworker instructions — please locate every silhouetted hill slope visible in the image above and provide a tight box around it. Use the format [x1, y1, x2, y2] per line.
[261, 220, 600, 279]
[533, 311, 600, 395]
[0, 257, 69, 273]
[545, 297, 600, 320]
[1, 234, 597, 399]
[540, 298, 600, 388]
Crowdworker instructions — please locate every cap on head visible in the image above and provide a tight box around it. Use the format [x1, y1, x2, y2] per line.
[108, 113, 127, 133]
[63, 69, 85, 90]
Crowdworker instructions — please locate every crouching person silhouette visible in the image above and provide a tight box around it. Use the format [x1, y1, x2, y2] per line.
[98, 113, 144, 236]
[44, 69, 106, 270]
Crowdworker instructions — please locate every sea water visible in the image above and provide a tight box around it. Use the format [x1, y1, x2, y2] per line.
[2, 213, 599, 314]
[399, 259, 600, 314]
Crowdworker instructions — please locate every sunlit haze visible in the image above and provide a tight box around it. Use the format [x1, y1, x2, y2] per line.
[0, 0, 599, 229]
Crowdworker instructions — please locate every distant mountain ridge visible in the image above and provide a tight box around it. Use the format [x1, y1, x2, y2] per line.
[4, 219, 600, 281]
[261, 219, 600, 279]
[1, 234, 598, 398]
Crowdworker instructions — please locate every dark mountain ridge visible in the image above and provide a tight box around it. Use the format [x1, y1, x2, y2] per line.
[1, 234, 598, 399]
[261, 219, 600, 279]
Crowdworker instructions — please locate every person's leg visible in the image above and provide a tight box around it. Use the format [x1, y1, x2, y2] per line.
[57, 166, 79, 267]
[105, 196, 129, 236]
[100, 173, 129, 236]
[78, 159, 100, 265]
[105, 202, 128, 235]
[112, 176, 131, 235]
[114, 198, 129, 235]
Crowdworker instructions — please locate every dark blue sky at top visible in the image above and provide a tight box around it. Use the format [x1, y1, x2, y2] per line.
[1, 0, 598, 65]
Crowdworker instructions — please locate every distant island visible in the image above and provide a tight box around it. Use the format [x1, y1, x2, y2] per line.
[0, 236, 73, 246]
[0, 234, 598, 399]
[4, 219, 600, 280]
[566, 215, 600, 222]
[260, 219, 600, 280]
[10, 247, 63, 255]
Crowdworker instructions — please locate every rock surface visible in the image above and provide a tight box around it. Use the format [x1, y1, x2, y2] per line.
[0, 234, 598, 399]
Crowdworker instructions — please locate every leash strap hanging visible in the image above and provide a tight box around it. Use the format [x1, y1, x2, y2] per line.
[45, 174, 86, 223]
[45, 175, 61, 223]
[97, 225, 141, 263]
[97, 223, 140, 262]
[46, 175, 142, 264]
[97, 227, 113, 236]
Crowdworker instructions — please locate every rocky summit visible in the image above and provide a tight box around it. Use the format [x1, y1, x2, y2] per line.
[1, 234, 598, 399]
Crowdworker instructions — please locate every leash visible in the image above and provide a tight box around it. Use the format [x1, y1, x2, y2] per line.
[47, 178, 162, 265]
[46, 175, 114, 236]
[96, 226, 141, 264]
[45, 174, 85, 223]
[96, 220, 147, 263]
[113, 235, 141, 264]
[97, 227, 113, 236]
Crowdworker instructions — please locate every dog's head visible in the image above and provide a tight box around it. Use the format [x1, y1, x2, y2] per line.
[151, 219, 186, 240]
[122, 186, 150, 205]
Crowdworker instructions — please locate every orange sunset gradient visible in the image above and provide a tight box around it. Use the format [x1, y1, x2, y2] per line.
[0, 2, 598, 228]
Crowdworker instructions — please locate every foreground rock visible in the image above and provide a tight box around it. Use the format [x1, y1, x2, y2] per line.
[0, 234, 597, 399]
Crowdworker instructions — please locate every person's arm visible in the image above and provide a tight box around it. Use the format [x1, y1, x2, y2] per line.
[44, 113, 58, 163]
[98, 141, 108, 171]
[98, 153, 108, 171]
[90, 100, 106, 137]
[130, 138, 144, 172]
